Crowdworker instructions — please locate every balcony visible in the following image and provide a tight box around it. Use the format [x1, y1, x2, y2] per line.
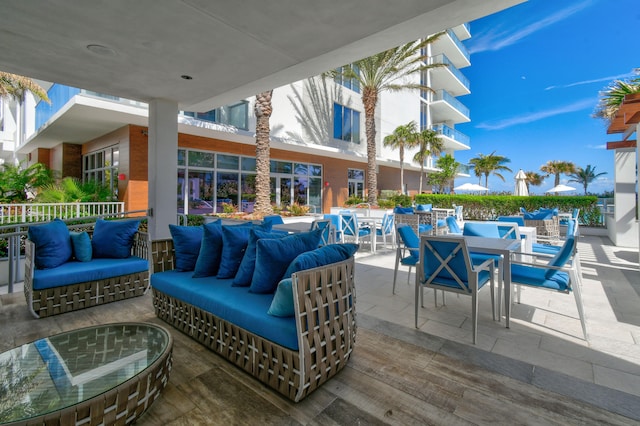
[432, 123, 470, 150]
[428, 54, 470, 97]
[430, 29, 470, 69]
[423, 89, 470, 124]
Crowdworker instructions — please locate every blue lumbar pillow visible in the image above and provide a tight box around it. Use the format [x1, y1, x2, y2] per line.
[28, 218, 72, 269]
[249, 228, 322, 294]
[268, 278, 295, 317]
[92, 219, 140, 259]
[192, 220, 223, 278]
[70, 231, 92, 262]
[284, 243, 358, 278]
[169, 224, 203, 271]
[232, 229, 288, 287]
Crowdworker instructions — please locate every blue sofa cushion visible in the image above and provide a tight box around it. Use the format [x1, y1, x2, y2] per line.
[217, 222, 272, 279]
[393, 206, 414, 214]
[524, 212, 552, 220]
[249, 228, 322, 294]
[284, 243, 358, 278]
[169, 224, 203, 271]
[92, 219, 140, 259]
[70, 231, 92, 262]
[268, 278, 294, 317]
[32, 256, 148, 290]
[28, 218, 72, 269]
[151, 271, 298, 350]
[193, 221, 223, 278]
[232, 229, 288, 287]
[416, 204, 432, 212]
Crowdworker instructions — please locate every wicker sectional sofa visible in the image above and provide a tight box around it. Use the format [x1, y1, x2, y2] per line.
[24, 219, 149, 318]
[149, 222, 357, 402]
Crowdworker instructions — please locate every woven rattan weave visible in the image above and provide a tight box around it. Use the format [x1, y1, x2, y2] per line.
[150, 238, 356, 402]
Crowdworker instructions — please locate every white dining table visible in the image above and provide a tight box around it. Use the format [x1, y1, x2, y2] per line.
[449, 235, 523, 328]
[357, 216, 381, 253]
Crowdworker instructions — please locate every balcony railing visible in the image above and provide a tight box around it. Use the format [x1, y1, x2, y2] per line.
[430, 54, 470, 91]
[432, 124, 470, 146]
[35, 84, 146, 131]
[446, 29, 470, 63]
[428, 90, 470, 119]
[0, 202, 125, 225]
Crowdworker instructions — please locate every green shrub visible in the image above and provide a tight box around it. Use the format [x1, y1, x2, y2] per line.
[344, 196, 364, 206]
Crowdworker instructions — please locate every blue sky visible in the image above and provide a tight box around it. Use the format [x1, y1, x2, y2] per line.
[455, 0, 639, 195]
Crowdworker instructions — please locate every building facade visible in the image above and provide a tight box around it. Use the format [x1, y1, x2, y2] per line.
[7, 25, 472, 215]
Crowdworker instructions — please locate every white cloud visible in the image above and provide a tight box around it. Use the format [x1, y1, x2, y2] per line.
[586, 144, 607, 150]
[469, 1, 592, 54]
[545, 71, 636, 90]
[476, 98, 595, 130]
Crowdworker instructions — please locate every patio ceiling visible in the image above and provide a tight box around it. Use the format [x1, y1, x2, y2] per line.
[1, 0, 522, 112]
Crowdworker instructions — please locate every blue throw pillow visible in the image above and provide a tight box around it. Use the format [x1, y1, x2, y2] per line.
[192, 221, 223, 278]
[284, 243, 358, 277]
[169, 224, 203, 271]
[217, 222, 272, 279]
[70, 231, 92, 262]
[267, 278, 295, 317]
[28, 218, 72, 269]
[249, 228, 323, 294]
[92, 219, 140, 259]
[232, 229, 288, 287]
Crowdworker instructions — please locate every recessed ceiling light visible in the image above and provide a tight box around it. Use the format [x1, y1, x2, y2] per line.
[86, 44, 117, 56]
[181, 75, 193, 80]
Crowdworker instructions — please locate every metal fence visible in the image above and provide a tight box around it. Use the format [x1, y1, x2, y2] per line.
[0, 202, 125, 225]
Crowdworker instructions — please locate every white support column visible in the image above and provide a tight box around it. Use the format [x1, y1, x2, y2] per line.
[148, 99, 178, 241]
[612, 148, 639, 248]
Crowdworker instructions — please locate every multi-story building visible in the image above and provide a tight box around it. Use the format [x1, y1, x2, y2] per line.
[5, 25, 472, 215]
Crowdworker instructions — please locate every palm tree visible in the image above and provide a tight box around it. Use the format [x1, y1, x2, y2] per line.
[540, 160, 576, 187]
[413, 129, 443, 193]
[383, 121, 417, 194]
[330, 33, 444, 204]
[593, 69, 640, 122]
[568, 164, 607, 195]
[468, 151, 512, 191]
[524, 171, 544, 193]
[253, 90, 274, 215]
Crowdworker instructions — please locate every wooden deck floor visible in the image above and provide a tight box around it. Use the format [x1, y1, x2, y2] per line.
[0, 291, 637, 425]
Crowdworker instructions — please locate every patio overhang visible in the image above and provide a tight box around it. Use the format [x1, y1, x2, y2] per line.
[607, 93, 640, 136]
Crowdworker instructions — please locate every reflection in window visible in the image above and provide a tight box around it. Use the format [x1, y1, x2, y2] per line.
[217, 172, 239, 213]
[83, 146, 119, 200]
[241, 173, 256, 213]
[333, 103, 360, 143]
[348, 168, 365, 199]
[241, 157, 256, 171]
[188, 151, 215, 168]
[217, 154, 239, 170]
[270, 161, 292, 174]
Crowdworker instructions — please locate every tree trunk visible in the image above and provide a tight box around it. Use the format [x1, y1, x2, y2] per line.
[254, 90, 274, 215]
[363, 87, 378, 204]
[399, 146, 404, 194]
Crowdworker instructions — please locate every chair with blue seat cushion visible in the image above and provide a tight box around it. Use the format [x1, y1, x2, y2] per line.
[323, 214, 343, 243]
[497, 216, 525, 227]
[462, 222, 501, 238]
[446, 216, 462, 234]
[416, 235, 496, 344]
[396, 212, 432, 235]
[508, 235, 587, 339]
[393, 224, 420, 294]
[375, 213, 395, 248]
[393, 206, 415, 214]
[263, 215, 284, 225]
[340, 212, 372, 246]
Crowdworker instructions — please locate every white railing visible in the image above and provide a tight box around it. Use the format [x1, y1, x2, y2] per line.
[0, 202, 125, 224]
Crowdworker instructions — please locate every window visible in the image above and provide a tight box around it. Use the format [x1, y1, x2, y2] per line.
[183, 101, 249, 130]
[348, 168, 364, 199]
[83, 146, 119, 199]
[334, 65, 360, 93]
[333, 103, 360, 144]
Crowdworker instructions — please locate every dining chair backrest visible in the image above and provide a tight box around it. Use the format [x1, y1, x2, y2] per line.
[462, 222, 500, 239]
[395, 214, 420, 235]
[454, 205, 464, 221]
[572, 208, 580, 220]
[494, 222, 520, 240]
[446, 216, 461, 234]
[545, 236, 576, 280]
[420, 236, 473, 291]
[396, 224, 420, 259]
[341, 212, 359, 237]
[311, 219, 334, 246]
[263, 215, 284, 225]
[323, 214, 343, 243]
[380, 213, 394, 235]
[497, 216, 525, 227]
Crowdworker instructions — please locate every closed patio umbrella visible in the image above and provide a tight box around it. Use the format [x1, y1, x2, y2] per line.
[514, 169, 528, 196]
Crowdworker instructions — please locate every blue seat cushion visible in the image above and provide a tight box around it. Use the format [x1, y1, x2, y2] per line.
[511, 264, 570, 291]
[169, 224, 203, 271]
[32, 256, 148, 290]
[393, 207, 414, 214]
[92, 219, 140, 259]
[151, 271, 298, 350]
[426, 269, 491, 290]
[28, 218, 72, 269]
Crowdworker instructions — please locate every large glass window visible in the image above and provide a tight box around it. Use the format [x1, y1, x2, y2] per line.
[334, 65, 360, 93]
[187, 171, 214, 214]
[83, 146, 119, 200]
[333, 103, 360, 144]
[216, 172, 239, 212]
[183, 101, 249, 130]
[348, 168, 364, 199]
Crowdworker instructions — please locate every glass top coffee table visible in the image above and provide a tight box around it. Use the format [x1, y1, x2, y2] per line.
[0, 322, 172, 425]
